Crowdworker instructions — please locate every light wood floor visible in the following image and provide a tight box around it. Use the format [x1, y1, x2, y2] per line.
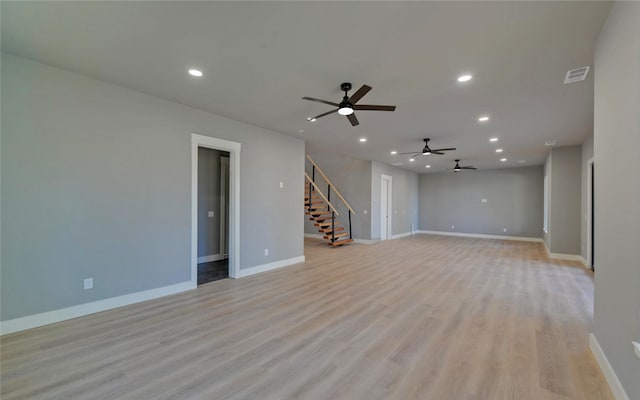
[1, 235, 613, 400]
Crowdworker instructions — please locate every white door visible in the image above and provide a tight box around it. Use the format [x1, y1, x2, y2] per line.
[381, 175, 392, 240]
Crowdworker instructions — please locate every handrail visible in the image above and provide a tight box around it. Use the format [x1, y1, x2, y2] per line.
[304, 172, 340, 216]
[306, 155, 356, 215]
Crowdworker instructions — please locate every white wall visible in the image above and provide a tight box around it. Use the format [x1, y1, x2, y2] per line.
[371, 161, 419, 239]
[1, 53, 305, 322]
[419, 166, 544, 238]
[592, 2, 640, 399]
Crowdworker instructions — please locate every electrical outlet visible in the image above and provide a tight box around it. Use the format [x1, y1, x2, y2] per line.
[451, 225, 455, 230]
[279, 181, 284, 189]
[481, 199, 487, 203]
[208, 211, 215, 218]
[264, 248, 269, 256]
[503, 228, 507, 233]
[84, 278, 93, 290]
[363, 209, 368, 215]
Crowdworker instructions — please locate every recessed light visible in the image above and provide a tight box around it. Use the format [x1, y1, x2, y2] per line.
[298, 129, 304, 133]
[500, 158, 507, 162]
[425, 165, 431, 168]
[359, 138, 367, 142]
[495, 148, 503, 153]
[478, 116, 490, 122]
[489, 137, 499, 142]
[457, 74, 473, 83]
[188, 68, 203, 77]
[409, 158, 415, 162]
[518, 160, 526, 163]
[390, 150, 397, 155]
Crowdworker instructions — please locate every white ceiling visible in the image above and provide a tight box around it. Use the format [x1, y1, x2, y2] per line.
[1, 1, 611, 173]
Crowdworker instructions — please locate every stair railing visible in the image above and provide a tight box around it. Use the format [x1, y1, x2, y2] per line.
[305, 155, 355, 241]
[305, 173, 340, 242]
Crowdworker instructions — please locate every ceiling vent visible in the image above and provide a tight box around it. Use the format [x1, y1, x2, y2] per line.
[545, 140, 557, 146]
[564, 66, 591, 84]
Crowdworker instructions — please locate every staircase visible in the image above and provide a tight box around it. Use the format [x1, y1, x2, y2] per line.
[305, 155, 354, 247]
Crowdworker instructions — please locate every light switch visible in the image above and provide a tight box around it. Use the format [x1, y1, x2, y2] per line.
[208, 211, 215, 218]
[279, 181, 284, 189]
[363, 209, 368, 215]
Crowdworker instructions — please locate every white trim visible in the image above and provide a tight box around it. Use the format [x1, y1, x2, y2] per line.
[416, 230, 543, 243]
[589, 333, 630, 400]
[391, 231, 412, 240]
[587, 157, 594, 268]
[0, 281, 195, 336]
[542, 241, 587, 265]
[197, 254, 226, 263]
[381, 174, 392, 241]
[236, 256, 305, 278]
[192, 134, 241, 281]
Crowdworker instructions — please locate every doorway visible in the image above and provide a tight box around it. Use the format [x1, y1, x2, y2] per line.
[191, 134, 241, 284]
[196, 148, 230, 285]
[587, 159, 595, 271]
[381, 175, 392, 240]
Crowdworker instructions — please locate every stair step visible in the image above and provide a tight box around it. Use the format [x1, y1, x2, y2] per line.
[315, 221, 341, 227]
[329, 239, 354, 247]
[324, 232, 350, 240]
[319, 227, 344, 233]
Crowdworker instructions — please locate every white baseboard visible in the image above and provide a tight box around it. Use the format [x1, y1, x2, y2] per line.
[543, 242, 587, 265]
[0, 281, 196, 336]
[589, 333, 630, 400]
[237, 256, 305, 278]
[416, 230, 543, 243]
[391, 232, 412, 240]
[197, 253, 226, 263]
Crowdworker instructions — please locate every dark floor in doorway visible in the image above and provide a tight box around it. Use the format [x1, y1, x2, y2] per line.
[198, 259, 228, 285]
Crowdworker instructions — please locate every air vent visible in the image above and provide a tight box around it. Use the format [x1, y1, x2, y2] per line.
[564, 66, 591, 84]
[545, 140, 557, 146]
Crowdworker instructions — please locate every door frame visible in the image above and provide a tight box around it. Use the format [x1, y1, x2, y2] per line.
[381, 174, 393, 240]
[191, 134, 241, 281]
[587, 157, 594, 269]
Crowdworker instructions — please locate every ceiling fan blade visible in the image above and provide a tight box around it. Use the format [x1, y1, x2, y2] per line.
[430, 147, 456, 152]
[347, 113, 359, 126]
[302, 97, 340, 107]
[348, 85, 372, 104]
[431, 151, 445, 155]
[312, 109, 339, 119]
[462, 166, 477, 170]
[353, 104, 396, 111]
[398, 151, 419, 155]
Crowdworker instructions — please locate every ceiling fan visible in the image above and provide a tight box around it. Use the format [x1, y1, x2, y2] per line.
[450, 159, 477, 172]
[398, 138, 456, 157]
[302, 82, 396, 126]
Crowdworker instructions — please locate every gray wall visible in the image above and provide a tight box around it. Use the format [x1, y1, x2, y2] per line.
[419, 167, 543, 238]
[304, 153, 372, 240]
[592, 2, 640, 398]
[580, 134, 594, 261]
[197, 148, 229, 258]
[371, 161, 419, 239]
[547, 146, 582, 254]
[1, 53, 305, 321]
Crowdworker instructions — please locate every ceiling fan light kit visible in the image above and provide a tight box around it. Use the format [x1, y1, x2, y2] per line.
[302, 82, 396, 126]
